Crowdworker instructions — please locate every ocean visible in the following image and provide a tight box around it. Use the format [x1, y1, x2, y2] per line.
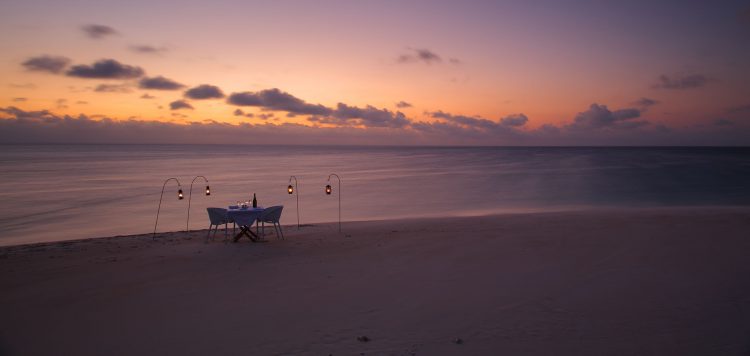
[1, 145, 749, 246]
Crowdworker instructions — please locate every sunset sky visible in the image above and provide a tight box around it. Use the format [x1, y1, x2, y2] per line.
[1, 0, 749, 145]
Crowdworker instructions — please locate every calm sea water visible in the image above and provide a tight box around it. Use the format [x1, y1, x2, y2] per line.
[0, 145, 749, 246]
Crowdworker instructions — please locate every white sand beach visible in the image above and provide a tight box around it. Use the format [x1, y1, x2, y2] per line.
[2, 207, 750, 355]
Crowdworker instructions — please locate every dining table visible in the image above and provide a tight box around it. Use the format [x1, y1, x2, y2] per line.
[226, 206, 266, 243]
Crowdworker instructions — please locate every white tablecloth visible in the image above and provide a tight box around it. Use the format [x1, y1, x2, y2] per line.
[227, 207, 264, 226]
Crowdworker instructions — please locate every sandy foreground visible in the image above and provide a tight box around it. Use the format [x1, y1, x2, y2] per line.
[1, 208, 750, 355]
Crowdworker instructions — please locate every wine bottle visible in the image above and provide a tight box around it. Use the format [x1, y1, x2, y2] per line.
[252, 193, 257, 208]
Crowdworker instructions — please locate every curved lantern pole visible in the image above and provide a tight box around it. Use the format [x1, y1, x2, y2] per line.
[288, 175, 300, 229]
[325, 173, 342, 233]
[153, 177, 183, 240]
[186, 175, 210, 232]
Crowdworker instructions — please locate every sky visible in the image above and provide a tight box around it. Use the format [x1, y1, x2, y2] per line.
[1, 0, 749, 145]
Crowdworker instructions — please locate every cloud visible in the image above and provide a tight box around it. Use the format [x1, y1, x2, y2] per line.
[2, 106, 749, 146]
[66, 59, 145, 79]
[22, 55, 71, 74]
[231, 109, 255, 118]
[653, 74, 709, 89]
[568, 103, 646, 130]
[56, 99, 68, 109]
[331, 104, 410, 128]
[140, 93, 156, 99]
[417, 111, 528, 142]
[139, 76, 185, 90]
[169, 100, 193, 110]
[184, 84, 225, 99]
[81, 24, 117, 39]
[396, 101, 413, 108]
[9, 83, 37, 89]
[94, 83, 133, 93]
[714, 119, 733, 126]
[229, 88, 414, 128]
[500, 113, 528, 127]
[228, 88, 332, 116]
[12, 98, 27, 102]
[129, 45, 167, 54]
[633, 97, 659, 109]
[727, 104, 750, 114]
[397, 48, 443, 64]
[0, 106, 425, 145]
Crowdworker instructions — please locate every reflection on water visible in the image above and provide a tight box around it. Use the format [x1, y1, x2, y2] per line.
[0, 145, 749, 245]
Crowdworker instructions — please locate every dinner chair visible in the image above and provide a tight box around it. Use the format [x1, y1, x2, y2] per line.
[257, 205, 284, 239]
[206, 208, 234, 241]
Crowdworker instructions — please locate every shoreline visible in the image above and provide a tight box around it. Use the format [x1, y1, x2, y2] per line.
[2, 207, 750, 355]
[2, 205, 748, 249]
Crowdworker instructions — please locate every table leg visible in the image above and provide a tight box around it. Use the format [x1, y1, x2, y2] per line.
[232, 225, 262, 243]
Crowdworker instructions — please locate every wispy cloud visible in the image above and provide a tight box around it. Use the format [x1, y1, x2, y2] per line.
[397, 48, 443, 64]
[81, 24, 117, 39]
[94, 83, 133, 93]
[633, 97, 659, 109]
[129, 45, 168, 55]
[727, 104, 750, 114]
[653, 74, 709, 90]
[714, 118, 733, 126]
[9, 83, 37, 89]
[22, 55, 71, 74]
